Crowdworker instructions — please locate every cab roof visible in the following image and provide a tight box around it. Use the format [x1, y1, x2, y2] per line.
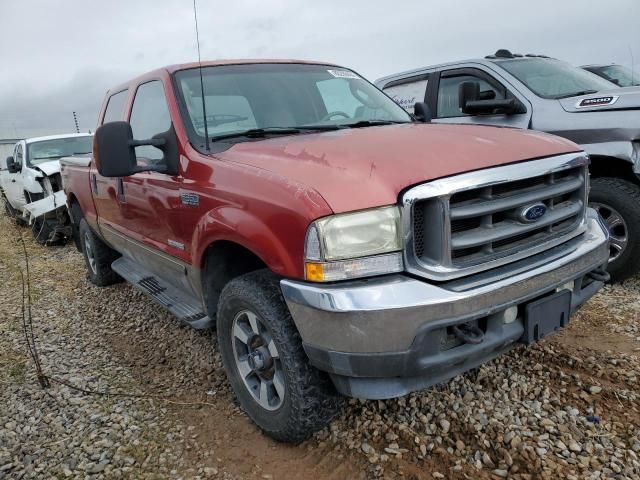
[164, 59, 338, 73]
[107, 59, 341, 96]
[25, 133, 92, 144]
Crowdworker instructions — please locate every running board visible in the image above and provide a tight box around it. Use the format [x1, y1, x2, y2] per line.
[111, 257, 212, 330]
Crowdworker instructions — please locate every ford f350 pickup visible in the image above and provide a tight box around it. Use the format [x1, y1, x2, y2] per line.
[62, 60, 609, 442]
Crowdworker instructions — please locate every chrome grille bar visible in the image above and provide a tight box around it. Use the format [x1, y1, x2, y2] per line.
[402, 153, 590, 281]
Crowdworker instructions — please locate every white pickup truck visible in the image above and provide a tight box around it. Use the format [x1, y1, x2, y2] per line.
[0, 133, 92, 244]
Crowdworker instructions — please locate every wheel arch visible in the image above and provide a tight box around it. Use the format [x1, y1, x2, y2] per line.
[200, 239, 270, 319]
[589, 155, 639, 184]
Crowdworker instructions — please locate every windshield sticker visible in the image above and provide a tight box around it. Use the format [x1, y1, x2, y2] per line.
[327, 69, 360, 79]
[576, 96, 618, 108]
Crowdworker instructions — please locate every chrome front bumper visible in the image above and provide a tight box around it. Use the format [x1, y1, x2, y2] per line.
[280, 210, 609, 398]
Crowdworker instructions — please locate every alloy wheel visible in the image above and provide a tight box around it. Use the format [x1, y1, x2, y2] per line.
[231, 309, 285, 411]
[84, 232, 97, 274]
[590, 202, 628, 263]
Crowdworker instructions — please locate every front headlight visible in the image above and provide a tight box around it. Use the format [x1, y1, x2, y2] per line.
[304, 206, 403, 282]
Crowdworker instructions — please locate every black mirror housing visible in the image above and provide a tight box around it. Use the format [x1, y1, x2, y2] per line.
[459, 81, 480, 109]
[94, 121, 178, 177]
[413, 102, 432, 122]
[6, 157, 20, 173]
[94, 122, 137, 177]
[458, 80, 524, 115]
[464, 98, 519, 115]
[6, 156, 20, 173]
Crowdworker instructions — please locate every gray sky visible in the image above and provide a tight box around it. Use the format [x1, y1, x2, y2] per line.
[0, 0, 638, 139]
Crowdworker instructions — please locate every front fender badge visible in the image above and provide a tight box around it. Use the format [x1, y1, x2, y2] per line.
[180, 192, 200, 206]
[575, 96, 619, 108]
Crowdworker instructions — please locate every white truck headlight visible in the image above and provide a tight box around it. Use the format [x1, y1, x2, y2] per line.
[304, 206, 403, 282]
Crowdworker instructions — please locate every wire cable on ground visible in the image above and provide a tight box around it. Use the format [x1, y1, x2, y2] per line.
[5, 206, 216, 407]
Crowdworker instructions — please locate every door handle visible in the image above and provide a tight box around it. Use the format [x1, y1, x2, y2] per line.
[116, 178, 125, 202]
[91, 174, 98, 193]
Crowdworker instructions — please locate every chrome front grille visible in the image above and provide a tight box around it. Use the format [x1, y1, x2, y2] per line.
[403, 153, 590, 281]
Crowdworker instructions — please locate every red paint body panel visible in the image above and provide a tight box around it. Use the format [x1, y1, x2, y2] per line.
[64, 61, 583, 283]
[61, 161, 98, 227]
[220, 124, 580, 213]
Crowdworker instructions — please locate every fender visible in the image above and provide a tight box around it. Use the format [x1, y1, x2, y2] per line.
[21, 167, 45, 194]
[192, 206, 299, 277]
[581, 140, 640, 174]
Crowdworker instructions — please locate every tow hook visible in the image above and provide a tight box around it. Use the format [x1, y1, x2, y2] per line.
[452, 322, 485, 345]
[587, 267, 610, 283]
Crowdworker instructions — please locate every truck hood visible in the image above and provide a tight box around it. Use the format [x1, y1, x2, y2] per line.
[32, 160, 61, 176]
[559, 86, 640, 113]
[220, 123, 581, 213]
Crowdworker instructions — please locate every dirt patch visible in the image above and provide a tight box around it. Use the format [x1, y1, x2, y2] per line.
[1, 210, 639, 479]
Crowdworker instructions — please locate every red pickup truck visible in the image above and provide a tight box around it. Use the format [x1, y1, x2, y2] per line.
[62, 60, 610, 442]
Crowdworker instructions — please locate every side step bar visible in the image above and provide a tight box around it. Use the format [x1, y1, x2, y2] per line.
[111, 257, 212, 330]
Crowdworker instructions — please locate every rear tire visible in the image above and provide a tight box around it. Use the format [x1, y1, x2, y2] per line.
[79, 219, 121, 286]
[70, 203, 83, 251]
[589, 177, 640, 282]
[216, 269, 342, 443]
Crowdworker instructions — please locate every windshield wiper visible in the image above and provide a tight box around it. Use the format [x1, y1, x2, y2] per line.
[211, 127, 301, 142]
[32, 155, 63, 160]
[337, 120, 409, 128]
[555, 90, 599, 99]
[295, 125, 343, 131]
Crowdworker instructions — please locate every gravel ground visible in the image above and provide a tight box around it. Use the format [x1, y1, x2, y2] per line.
[1, 211, 639, 480]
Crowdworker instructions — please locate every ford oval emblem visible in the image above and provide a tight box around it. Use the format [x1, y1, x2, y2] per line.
[519, 203, 547, 223]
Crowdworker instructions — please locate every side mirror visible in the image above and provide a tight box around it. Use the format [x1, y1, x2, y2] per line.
[6, 156, 20, 173]
[413, 102, 432, 122]
[458, 81, 523, 115]
[94, 121, 178, 177]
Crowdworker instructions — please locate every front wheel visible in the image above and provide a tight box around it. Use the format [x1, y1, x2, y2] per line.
[2, 195, 27, 226]
[589, 177, 640, 282]
[31, 217, 56, 245]
[216, 270, 342, 442]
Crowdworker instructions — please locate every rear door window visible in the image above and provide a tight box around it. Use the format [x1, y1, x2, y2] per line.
[103, 90, 129, 123]
[383, 76, 429, 112]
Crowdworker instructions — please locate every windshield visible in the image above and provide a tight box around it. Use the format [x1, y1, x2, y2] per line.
[592, 65, 640, 87]
[173, 63, 411, 144]
[498, 58, 616, 99]
[27, 136, 93, 166]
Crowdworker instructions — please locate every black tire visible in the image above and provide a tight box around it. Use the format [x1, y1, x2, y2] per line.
[31, 216, 55, 245]
[216, 269, 343, 442]
[79, 219, 121, 286]
[70, 202, 83, 252]
[2, 194, 27, 226]
[3, 195, 15, 218]
[589, 177, 640, 282]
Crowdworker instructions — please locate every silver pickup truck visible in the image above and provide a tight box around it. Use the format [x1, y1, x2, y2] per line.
[377, 50, 640, 282]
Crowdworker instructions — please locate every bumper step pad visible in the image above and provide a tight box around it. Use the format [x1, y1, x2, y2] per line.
[111, 257, 212, 329]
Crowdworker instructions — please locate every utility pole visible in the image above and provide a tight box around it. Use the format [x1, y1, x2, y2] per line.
[72, 112, 80, 133]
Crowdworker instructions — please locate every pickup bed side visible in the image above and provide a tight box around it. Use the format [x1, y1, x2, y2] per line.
[61, 157, 97, 227]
